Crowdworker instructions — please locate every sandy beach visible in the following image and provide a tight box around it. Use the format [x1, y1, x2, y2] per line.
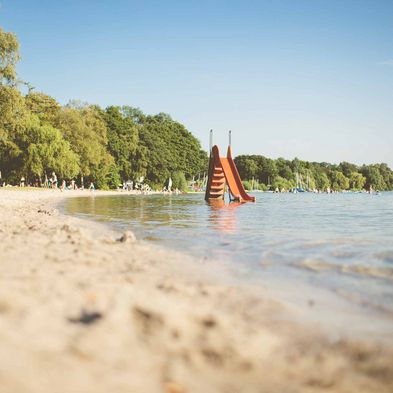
[0, 189, 392, 393]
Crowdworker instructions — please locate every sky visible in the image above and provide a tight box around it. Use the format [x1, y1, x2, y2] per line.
[1, 0, 393, 167]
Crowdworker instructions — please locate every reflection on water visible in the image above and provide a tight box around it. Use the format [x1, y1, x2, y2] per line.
[209, 200, 243, 233]
[66, 192, 393, 337]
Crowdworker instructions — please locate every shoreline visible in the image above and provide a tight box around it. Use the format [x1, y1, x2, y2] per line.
[0, 189, 392, 392]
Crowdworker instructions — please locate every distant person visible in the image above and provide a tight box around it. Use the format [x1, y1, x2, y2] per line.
[89, 182, 95, 191]
[51, 172, 57, 189]
[70, 179, 76, 190]
[61, 179, 66, 191]
[20, 176, 25, 187]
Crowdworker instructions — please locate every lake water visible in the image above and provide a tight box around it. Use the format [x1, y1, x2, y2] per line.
[65, 192, 393, 340]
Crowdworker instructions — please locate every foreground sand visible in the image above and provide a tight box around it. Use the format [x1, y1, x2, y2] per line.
[0, 189, 392, 393]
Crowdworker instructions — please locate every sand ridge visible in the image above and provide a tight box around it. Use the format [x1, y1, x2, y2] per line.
[0, 189, 392, 393]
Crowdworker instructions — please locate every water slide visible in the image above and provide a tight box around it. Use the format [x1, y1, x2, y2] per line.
[205, 145, 255, 202]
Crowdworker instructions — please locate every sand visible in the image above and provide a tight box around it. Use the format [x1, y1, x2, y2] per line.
[0, 188, 392, 393]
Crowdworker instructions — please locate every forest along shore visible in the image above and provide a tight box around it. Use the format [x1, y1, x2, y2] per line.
[0, 189, 392, 393]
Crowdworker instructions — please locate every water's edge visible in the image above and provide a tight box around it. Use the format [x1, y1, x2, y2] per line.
[63, 192, 393, 341]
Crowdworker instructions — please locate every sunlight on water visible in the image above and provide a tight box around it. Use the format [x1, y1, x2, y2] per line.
[66, 192, 393, 338]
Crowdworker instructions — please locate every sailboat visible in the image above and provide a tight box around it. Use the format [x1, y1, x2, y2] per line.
[294, 172, 305, 193]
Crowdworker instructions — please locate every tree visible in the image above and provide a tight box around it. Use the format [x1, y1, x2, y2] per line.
[271, 176, 294, 191]
[338, 161, 358, 178]
[25, 92, 61, 124]
[0, 27, 19, 85]
[234, 156, 259, 179]
[0, 87, 28, 177]
[329, 171, 349, 190]
[360, 165, 387, 190]
[104, 106, 147, 180]
[349, 172, 366, 190]
[57, 105, 112, 183]
[171, 171, 187, 191]
[139, 113, 207, 185]
[90, 156, 121, 190]
[313, 171, 330, 191]
[11, 114, 80, 180]
[276, 158, 294, 181]
[258, 156, 278, 184]
[121, 106, 145, 124]
[376, 163, 393, 190]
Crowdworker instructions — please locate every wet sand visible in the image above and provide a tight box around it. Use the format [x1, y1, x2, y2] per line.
[0, 188, 392, 393]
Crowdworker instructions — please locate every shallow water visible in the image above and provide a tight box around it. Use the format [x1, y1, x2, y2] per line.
[65, 192, 393, 339]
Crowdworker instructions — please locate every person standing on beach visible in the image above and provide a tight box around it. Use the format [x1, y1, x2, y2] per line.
[51, 172, 57, 189]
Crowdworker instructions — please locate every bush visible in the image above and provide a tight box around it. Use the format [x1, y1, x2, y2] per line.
[242, 180, 252, 190]
[171, 171, 187, 191]
[257, 183, 269, 191]
[271, 176, 294, 191]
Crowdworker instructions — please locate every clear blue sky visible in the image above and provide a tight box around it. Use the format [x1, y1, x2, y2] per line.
[1, 0, 392, 167]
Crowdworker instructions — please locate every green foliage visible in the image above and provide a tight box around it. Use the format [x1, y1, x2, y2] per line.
[104, 106, 146, 180]
[243, 179, 268, 191]
[349, 172, 366, 190]
[138, 113, 207, 185]
[242, 180, 252, 191]
[236, 155, 278, 184]
[313, 171, 330, 191]
[338, 162, 358, 178]
[257, 183, 269, 191]
[57, 105, 112, 179]
[236, 158, 259, 180]
[171, 171, 187, 191]
[25, 92, 60, 124]
[91, 159, 121, 190]
[271, 176, 294, 191]
[0, 27, 19, 85]
[360, 164, 388, 190]
[329, 171, 350, 191]
[13, 115, 79, 179]
[0, 85, 27, 142]
[234, 155, 393, 191]
[0, 87, 26, 181]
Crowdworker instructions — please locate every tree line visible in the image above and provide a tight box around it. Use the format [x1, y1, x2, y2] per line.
[0, 27, 207, 190]
[1, 26, 392, 192]
[235, 155, 393, 191]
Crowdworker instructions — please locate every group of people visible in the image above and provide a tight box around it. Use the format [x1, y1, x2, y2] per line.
[120, 178, 182, 195]
[121, 180, 152, 194]
[40, 172, 95, 191]
[0, 171, 96, 191]
[1, 170, 184, 195]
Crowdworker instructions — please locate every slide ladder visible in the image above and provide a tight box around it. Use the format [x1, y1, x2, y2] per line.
[205, 145, 255, 203]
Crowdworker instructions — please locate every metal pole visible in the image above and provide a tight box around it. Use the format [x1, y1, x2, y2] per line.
[228, 130, 232, 147]
[209, 129, 213, 154]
